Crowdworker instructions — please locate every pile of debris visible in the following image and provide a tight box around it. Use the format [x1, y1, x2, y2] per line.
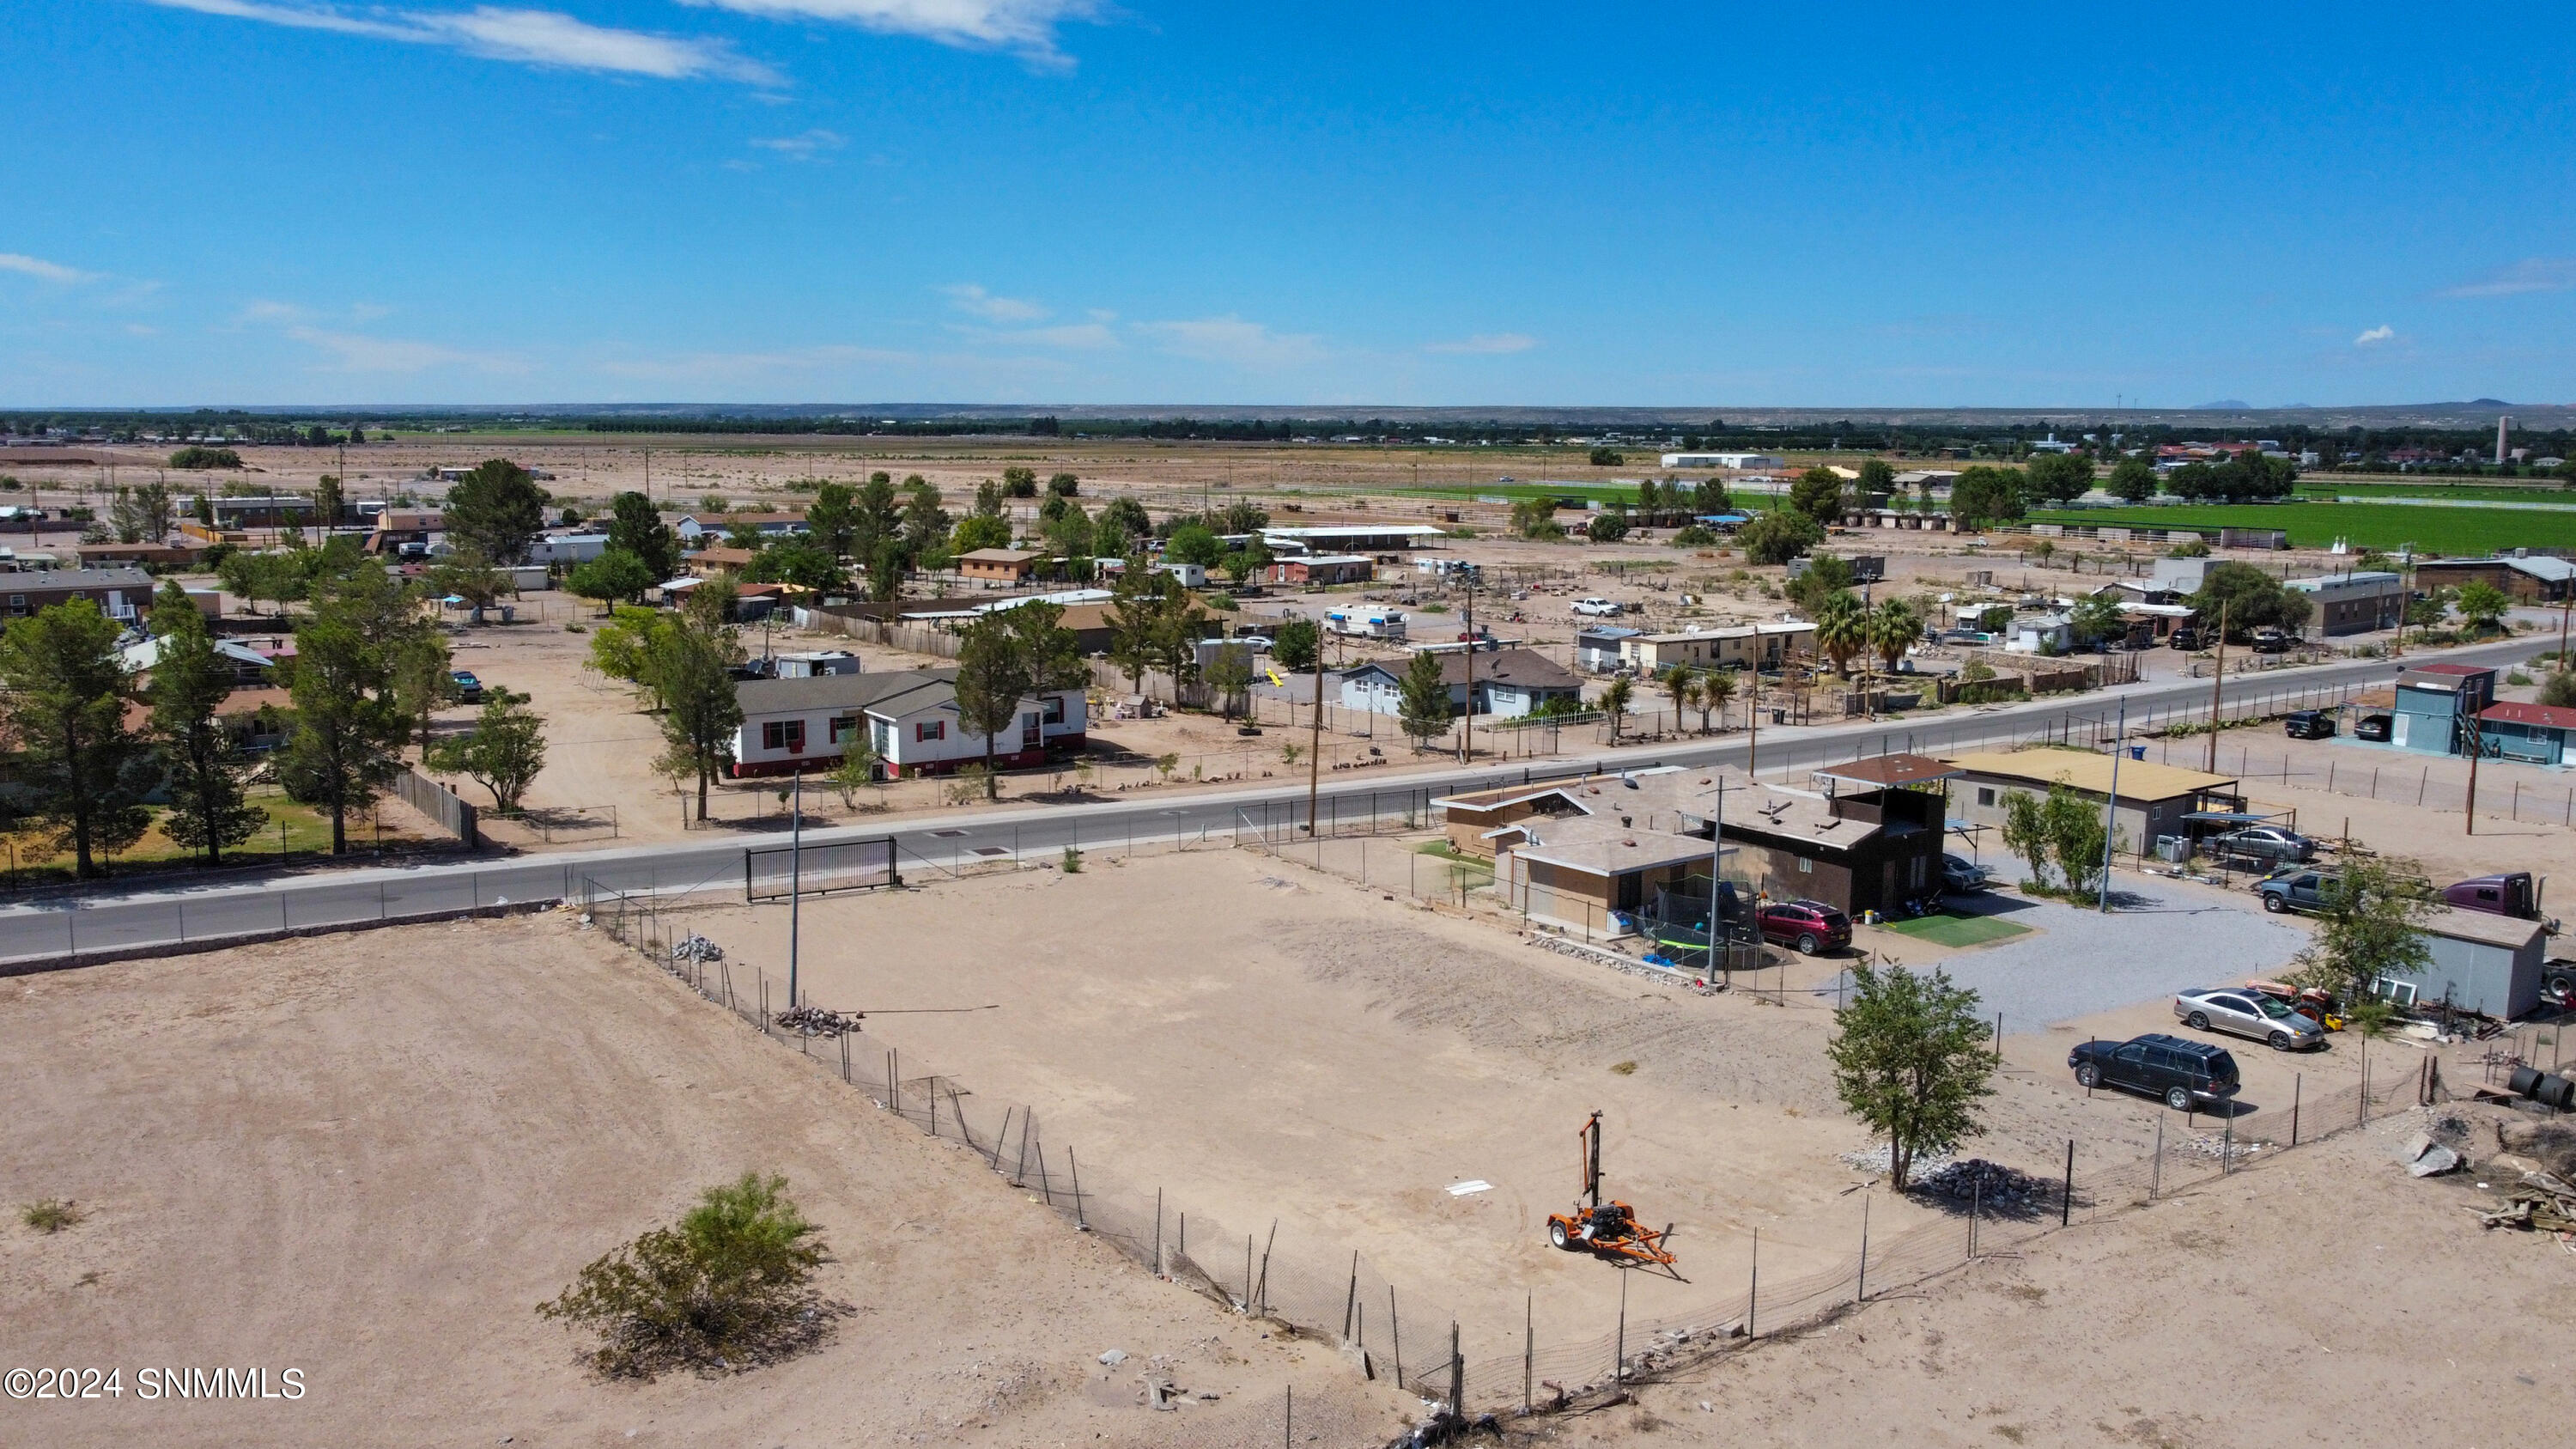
[669, 933, 724, 964]
[2183, 1132, 2271, 1165]
[2470, 1173, 2576, 1233]
[2470, 1120, 2576, 1234]
[1911, 1158, 2048, 1208]
[773, 1006, 864, 1038]
[1837, 1143, 1952, 1178]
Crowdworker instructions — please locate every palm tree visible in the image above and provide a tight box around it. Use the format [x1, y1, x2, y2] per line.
[1663, 665, 1699, 734]
[1601, 675, 1634, 743]
[1814, 591, 1868, 677]
[1868, 598, 1920, 674]
[1698, 667, 1736, 733]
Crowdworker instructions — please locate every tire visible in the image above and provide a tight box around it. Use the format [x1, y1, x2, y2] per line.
[2262, 894, 2287, 913]
[1796, 933, 1820, 955]
[1549, 1221, 1571, 1251]
[2267, 1032, 2293, 1052]
[2075, 1063, 2101, 1089]
[2165, 1086, 2193, 1112]
[2186, 1012, 2211, 1032]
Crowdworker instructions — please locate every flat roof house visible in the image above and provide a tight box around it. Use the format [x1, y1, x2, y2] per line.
[2413, 555, 2574, 604]
[2283, 570, 2404, 636]
[1942, 749, 2241, 855]
[1, 566, 157, 623]
[957, 548, 1041, 586]
[1266, 554, 1373, 587]
[1575, 626, 1642, 673]
[1259, 524, 1449, 553]
[674, 511, 807, 543]
[1618, 621, 1816, 673]
[1339, 647, 1583, 720]
[730, 668, 1086, 779]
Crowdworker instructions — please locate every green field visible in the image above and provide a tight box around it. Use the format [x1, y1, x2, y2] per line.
[2294, 480, 2575, 503]
[1879, 912, 2033, 948]
[2028, 502, 2576, 555]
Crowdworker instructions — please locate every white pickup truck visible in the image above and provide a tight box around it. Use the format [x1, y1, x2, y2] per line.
[1571, 596, 1623, 617]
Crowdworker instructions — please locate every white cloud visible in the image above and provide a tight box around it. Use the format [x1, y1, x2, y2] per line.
[286, 326, 525, 374]
[2354, 325, 2396, 346]
[0, 253, 103, 284]
[144, 1, 781, 84]
[594, 344, 913, 381]
[750, 129, 846, 161]
[685, 0, 1097, 66]
[1424, 332, 1535, 356]
[1132, 316, 1325, 370]
[942, 283, 1048, 322]
[236, 299, 313, 324]
[2439, 257, 2576, 299]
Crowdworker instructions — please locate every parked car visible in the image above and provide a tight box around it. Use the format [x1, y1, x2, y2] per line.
[449, 669, 484, 703]
[2168, 626, 2202, 650]
[1571, 596, 1622, 617]
[2211, 825, 2315, 863]
[2282, 709, 2336, 740]
[1755, 899, 1853, 955]
[2256, 868, 2338, 914]
[2068, 1033, 2242, 1111]
[2249, 627, 2292, 654]
[2354, 713, 2393, 742]
[2172, 987, 2327, 1051]
[1941, 854, 1993, 894]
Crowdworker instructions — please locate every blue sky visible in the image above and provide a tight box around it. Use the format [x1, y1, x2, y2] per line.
[5, 1, 2573, 408]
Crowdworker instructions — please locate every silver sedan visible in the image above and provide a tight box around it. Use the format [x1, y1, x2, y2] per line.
[2173, 988, 2326, 1051]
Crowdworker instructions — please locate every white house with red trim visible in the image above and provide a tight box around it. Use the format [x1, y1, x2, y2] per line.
[729, 668, 1087, 778]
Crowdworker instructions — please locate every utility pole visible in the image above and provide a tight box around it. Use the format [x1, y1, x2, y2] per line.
[1705, 780, 1727, 977]
[1746, 663, 1761, 778]
[1458, 571, 1474, 764]
[2464, 714, 2481, 837]
[2204, 598, 2229, 776]
[2558, 587, 2572, 670]
[1306, 627, 1325, 836]
[2099, 697, 2125, 912]
[787, 766, 803, 1009]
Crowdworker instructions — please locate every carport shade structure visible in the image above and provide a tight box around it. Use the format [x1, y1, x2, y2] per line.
[1810, 752, 1960, 792]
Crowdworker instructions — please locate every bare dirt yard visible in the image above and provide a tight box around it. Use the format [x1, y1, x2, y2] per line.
[655, 847, 2361, 1385]
[1529, 1118, 2576, 1448]
[0, 914, 1407, 1448]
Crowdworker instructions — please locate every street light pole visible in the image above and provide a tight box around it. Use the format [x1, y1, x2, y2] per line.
[2099, 697, 2126, 912]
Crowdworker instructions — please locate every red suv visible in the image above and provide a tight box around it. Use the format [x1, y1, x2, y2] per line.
[1755, 899, 1853, 955]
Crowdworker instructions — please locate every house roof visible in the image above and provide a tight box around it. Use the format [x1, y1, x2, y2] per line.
[688, 545, 760, 568]
[118, 635, 271, 672]
[735, 668, 957, 718]
[2482, 700, 2576, 731]
[1941, 748, 2237, 801]
[2419, 556, 2576, 583]
[1630, 621, 1816, 646]
[1439, 766, 1889, 854]
[958, 548, 1040, 565]
[1353, 647, 1580, 691]
[2404, 662, 2493, 679]
[2420, 904, 2546, 952]
[1814, 753, 1959, 789]
[681, 511, 805, 528]
[0, 567, 157, 593]
[1506, 817, 1722, 879]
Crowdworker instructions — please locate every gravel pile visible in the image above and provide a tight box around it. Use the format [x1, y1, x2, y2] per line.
[1838, 1143, 1953, 1177]
[1912, 1157, 2048, 1206]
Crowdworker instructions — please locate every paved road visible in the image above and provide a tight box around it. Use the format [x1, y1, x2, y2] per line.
[0, 636, 2535, 967]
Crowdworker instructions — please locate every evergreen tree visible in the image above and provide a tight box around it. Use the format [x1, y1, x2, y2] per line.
[146, 582, 266, 864]
[606, 490, 678, 581]
[444, 458, 548, 563]
[276, 609, 408, 855]
[0, 600, 155, 876]
[1395, 648, 1453, 752]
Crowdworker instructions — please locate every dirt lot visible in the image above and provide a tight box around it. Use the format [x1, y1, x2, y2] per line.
[0, 914, 1406, 1447]
[1533, 1116, 2576, 1448]
[656, 847, 2349, 1379]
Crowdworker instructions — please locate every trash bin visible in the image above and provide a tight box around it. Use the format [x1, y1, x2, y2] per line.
[2129, 745, 2147, 760]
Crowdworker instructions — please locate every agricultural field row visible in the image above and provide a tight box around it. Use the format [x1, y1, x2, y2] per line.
[2029, 501, 2576, 554]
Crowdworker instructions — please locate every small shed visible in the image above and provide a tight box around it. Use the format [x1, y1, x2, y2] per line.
[2394, 664, 2497, 754]
[957, 549, 1040, 585]
[1576, 626, 1642, 673]
[2391, 907, 2546, 1020]
[2479, 700, 2576, 765]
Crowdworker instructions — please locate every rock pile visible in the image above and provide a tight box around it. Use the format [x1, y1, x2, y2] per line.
[773, 1006, 864, 1038]
[1912, 1158, 2047, 1207]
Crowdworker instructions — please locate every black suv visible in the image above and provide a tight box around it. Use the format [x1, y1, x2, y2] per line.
[2069, 1032, 2240, 1111]
[2282, 709, 2335, 740]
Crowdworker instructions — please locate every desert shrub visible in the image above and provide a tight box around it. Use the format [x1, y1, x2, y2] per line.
[21, 1199, 83, 1233]
[538, 1172, 839, 1379]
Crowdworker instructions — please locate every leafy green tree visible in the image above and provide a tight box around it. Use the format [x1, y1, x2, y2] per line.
[1868, 598, 1921, 672]
[109, 478, 174, 544]
[606, 490, 679, 581]
[430, 550, 509, 625]
[1218, 536, 1272, 586]
[1855, 458, 1897, 496]
[971, 478, 1008, 519]
[951, 514, 1013, 554]
[951, 600, 1088, 798]
[568, 548, 656, 611]
[314, 472, 346, 528]
[2069, 593, 2128, 648]
[1510, 498, 1565, 539]
[1814, 591, 1868, 675]
[2023, 453, 2096, 505]
[2540, 670, 2576, 709]
[1097, 495, 1151, 540]
[169, 446, 243, 469]
[586, 606, 676, 710]
[1692, 478, 1731, 514]
[652, 613, 744, 821]
[1585, 506, 1631, 543]
[1948, 466, 2026, 530]
[1670, 523, 1718, 547]
[2107, 457, 2159, 502]
[146, 581, 265, 864]
[1164, 523, 1225, 568]
[2190, 561, 2312, 640]
[1047, 472, 1080, 498]
[276, 612, 408, 855]
[1203, 641, 1257, 719]
[1395, 648, 1452, 752]
[387, 625, 455, 751]
[999, 466, 1039, 498]
[826, 727, 881, 808]
[749, 539, 848, 593]
[1826, 963, 1996, 1190]
[900, 477, 949, 564]
[427, 687, 548, 813]
[1042, 500, 1094, 561]
[2289, 857, 2433, 1005]
[1789, 467, 1847, 523]
[1735, 508, 1823, 565]
[0, 600, 155, 876]
[1600, 674, 1633, 741]
[1588, 447, 1624, 466]
[803, 481, 858, 562]
[537, 1172, 835, 1381]
[1271, 617, 1321, 673]
[444, 458, 548, 564]
[1785, 552, 1856, 616]
[220, 549, 307, 618]
[2001, 788, 2051, 885]
[2454, 581, 2511, 633]
[2043, 783, 2111, 896]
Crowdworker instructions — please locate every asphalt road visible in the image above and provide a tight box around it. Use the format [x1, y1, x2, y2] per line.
[0, 636, 2535, 968]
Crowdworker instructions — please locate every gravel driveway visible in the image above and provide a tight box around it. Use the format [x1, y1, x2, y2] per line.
[1860, 881, 2312, 1029]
